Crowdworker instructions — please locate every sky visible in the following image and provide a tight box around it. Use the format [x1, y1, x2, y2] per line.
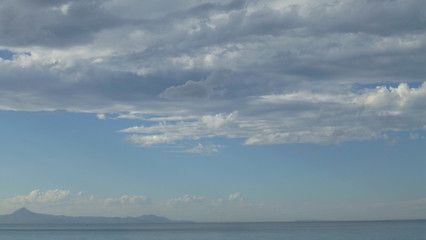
[0, 0, 425, 222]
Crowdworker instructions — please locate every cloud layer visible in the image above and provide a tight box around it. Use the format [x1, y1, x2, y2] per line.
[122, 83, 426, 146]
[3, 189, 426, 221]
[2, 189, 253, 221]
[0, 0, 425, 149]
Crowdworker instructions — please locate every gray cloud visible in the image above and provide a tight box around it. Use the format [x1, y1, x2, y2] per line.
[0, 0, 425, 148]
[160, 80, 211, 99]
[160, 70, 232, 99]
[0, 0, 124, 47]
[308, 0, 426, 36]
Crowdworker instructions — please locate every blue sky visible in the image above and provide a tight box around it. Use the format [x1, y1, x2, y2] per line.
[0, 0, 425, 222]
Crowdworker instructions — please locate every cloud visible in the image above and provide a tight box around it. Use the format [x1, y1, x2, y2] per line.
[1, 190, 254, 220]
[2, 189, 153, 216]
[201, 111, 238, 129]
[160, 70, 232, 99]
[121, 111, 240, 146]
[96, 113, 106, 120]
[228, 192, 242, 201]
[212, 192, 244, 206]
[0, 0, 124, 47]
[104, 195, 151, 206]
[5, 189, 71, 204]
[0, 0, 425, 148]
[166, 194, 205, 207]
[121, 83, 426, 147]
[160, 80, 210, 99]
[4, 190, 424, 221]
[4, 190, 148, 206]
[182, 143, 224, 154]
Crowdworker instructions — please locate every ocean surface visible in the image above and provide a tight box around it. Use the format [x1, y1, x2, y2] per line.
[0, 220, 425, 240]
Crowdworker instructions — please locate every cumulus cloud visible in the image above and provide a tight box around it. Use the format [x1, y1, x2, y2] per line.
[212, 192, 244, 207]
[2, 190, 255, 220]
[2, 189, 152, 217]
[0, 0, 425, 149]
[166, 194, 205, 207]
[228, 192, 242, 201]
[3, 190, 425, 221]
[121, 83, 426, 146]
[96, 113, 106, 120]
[5, 189, 71, 204]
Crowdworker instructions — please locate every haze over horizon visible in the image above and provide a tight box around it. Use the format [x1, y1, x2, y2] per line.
[2, 207, 425, 223]
[0, 0, 425, 222]
[0, 207, 178, 224]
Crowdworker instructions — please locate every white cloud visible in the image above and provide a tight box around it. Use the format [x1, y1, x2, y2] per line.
[96, 113, 106, 120]
[5, 189, 71, 204]
[121, 83, 426, 147]
[182, 143, 223, 154]
[104, 195, 151, 205]
[212, 192, 244, 207]
[201, 111, 238, 129]
[2, 189, 152, 217]
[54, 3, 72, 15]
[166, 194, 205, 207]
[121, 111, 241, 146]
[357, 83, 426, 112]
[2, 190, 253, 220]
[228, 192, 242, 201]
[4, 190, 424, 221]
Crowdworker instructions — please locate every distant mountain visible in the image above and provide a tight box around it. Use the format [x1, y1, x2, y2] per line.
[0, 208, 178, 224]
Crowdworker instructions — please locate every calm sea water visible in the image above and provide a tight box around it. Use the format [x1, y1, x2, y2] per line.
[0, 220, 425, 240]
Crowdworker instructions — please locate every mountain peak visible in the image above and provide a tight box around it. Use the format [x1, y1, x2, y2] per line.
[0, 208, 177, 224]
[12, 207, 35, 216]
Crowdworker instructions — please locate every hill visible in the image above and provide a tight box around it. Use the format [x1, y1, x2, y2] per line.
[0, 208, 176, 224]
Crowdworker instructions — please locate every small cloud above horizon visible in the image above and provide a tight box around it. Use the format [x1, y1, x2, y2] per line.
[3, 189, 424, 222]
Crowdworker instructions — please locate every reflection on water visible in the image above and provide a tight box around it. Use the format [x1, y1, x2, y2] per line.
[0, 220, 425, 240]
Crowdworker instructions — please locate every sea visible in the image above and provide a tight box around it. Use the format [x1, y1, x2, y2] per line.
[0, 220, 425, 240]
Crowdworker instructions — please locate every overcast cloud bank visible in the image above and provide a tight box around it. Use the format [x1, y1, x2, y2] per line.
[0, 0, 425, 151]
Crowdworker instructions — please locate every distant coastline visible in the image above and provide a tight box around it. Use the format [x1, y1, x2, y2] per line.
[0, 208, 193, 224]
[0, 208, 424, 224]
